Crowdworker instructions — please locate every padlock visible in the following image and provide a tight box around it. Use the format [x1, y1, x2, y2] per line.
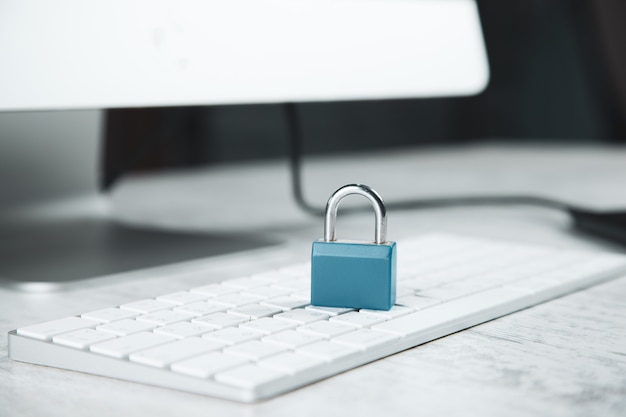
[310, 184, 397, 310]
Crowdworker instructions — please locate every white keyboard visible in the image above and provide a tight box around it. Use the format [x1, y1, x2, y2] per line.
[8, 234, 626, 403]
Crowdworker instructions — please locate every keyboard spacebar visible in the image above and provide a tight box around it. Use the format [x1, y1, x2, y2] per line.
[372, 287, 532, 338]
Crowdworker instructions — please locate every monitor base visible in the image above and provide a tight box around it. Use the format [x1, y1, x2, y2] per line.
[0, 217, 279, 292]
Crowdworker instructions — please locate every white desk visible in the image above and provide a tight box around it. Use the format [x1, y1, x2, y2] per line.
[2, 144, 626, 417]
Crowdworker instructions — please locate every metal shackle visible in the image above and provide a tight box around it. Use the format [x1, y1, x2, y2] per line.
[323, 184, 387, 244]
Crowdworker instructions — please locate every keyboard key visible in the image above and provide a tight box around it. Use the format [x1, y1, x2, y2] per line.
[173, 302, 228, 317]
[52, 328, 116, 349]
[273, 280, 310, 292]
[359, 305, 414, 319]
[82, 308, 138, 323]
[472, 272, 516, 287]
[120, 299, 173, 313]
[203, 327, 263, 345]
[395, 295, 441, 310]
[129, 337, 224, 368]
[261, 296, 310, 310]
[157, 291, 207, 305]
[154, 321, 214, 339]
[96, 319, 156, 336]
[305, 305, 355, 316]
[190, 284, 239, 297]
[241, 286, 292, 299]
[224, 340, 287, 360]
[90, 332, 174, 358]
[17, 317, 100, 341]
[172, 352, 250, 378]
[137, 310, 195, 326]
[278, 262, 309, 276]
[262, 330, 323, 348]
[222, 277, 273, 290]
[331, 329, 399, 351]
[274, 309, 329, 325]
[395, 287, 417, 297]
[258, 352, 325, 375]
[228, 304, 282, 319]
[291, 292, 311, 303]
[401, 277, 445, 291]
[417, 283, 476, 301]
[212, 293, 263, 307]
[252, 269, 302, 282]
[192, 312, 249, 329]
[296, 340, 360, 362]
[215, 364, 286, 389]
[297, 320, 355, 339]
[329, 312, 386, 328]
[240, 317, 297, 335]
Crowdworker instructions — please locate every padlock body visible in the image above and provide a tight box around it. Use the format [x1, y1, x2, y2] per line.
[311, 240, 396, 310]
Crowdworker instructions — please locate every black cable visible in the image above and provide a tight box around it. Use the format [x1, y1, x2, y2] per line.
[284, 102, 626, 248]
[284, 102, 583, 216]
[284, 102, 321, 215]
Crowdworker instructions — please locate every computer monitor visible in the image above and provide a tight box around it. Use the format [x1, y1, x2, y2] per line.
[0, 0, 489, 290]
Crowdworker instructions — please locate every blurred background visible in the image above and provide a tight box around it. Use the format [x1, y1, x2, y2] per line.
[2, 0, 626, 285]
[103, 0, 626, 190]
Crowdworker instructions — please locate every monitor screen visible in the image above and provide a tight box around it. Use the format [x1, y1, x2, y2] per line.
[0, 0, 489, 287]
[0, 0, 488, 111]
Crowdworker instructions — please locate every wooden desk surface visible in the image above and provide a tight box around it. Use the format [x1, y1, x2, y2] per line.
[2, 144, 626, 417]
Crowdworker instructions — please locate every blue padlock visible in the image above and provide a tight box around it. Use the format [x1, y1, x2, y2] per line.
[311, 184, 397, 310]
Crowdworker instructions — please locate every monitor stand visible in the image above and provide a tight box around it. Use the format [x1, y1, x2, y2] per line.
[0, 111, 278, 291]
